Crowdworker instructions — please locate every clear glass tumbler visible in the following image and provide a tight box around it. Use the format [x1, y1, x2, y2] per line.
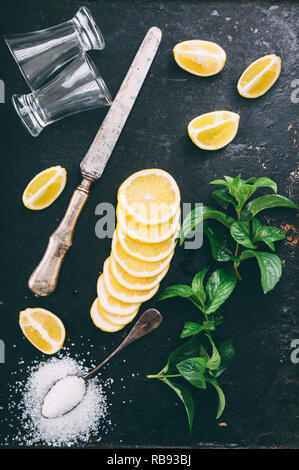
[4, 6, 105, 90]
[12, 54, 112, 137]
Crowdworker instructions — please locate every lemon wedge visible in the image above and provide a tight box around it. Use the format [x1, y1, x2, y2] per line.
[173, 40, 226, 77]
[22, 166, 67, 210]
[118, 169, 180, 225]
[188, 110, 240, 150]
[237, 54, 281, 98]
[19, 308, 65, 354]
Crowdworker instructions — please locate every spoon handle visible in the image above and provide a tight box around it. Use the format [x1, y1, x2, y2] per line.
[82, 308, 162, 381]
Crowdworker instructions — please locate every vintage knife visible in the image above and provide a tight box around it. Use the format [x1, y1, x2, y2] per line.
[28, 27, 162, 296]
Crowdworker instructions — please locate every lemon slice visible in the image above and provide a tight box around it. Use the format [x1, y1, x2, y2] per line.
[97, 274, 141, 315]
[19, 308, 65, 354]
[112, 232, 174, 277]
[188, 110, 240, 150]
[90, 298, 124, 332]
[22, 166, 67, 210]
[117, 204, 180, 244]
[110, 253, 169, 290]
[173, 40, 226, 76]
[99, 300, 139, 326]
[103, 257, 160, 303]
[237, 54, 281, 98]
[118, 169, 180, 224]
[116, 224, 176, 262]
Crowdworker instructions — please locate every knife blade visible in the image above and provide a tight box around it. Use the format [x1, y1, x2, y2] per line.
[28, 27, 162, 296]
[81, 26, 162, 180]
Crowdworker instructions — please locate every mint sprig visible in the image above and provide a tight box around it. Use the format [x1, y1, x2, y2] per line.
[148, 175, 298, 431]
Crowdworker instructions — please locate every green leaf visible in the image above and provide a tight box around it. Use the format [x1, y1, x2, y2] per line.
[192, 269, 209, 292]
[203, 221, 235, 262]
[161, 377, 195, 431]
[241, 194, 299, 221]
[212, 189, 236, 210]
[252, 217, 285, 251]
[238, 250, 282, 293]
[205, 334, 221, 370]
[180, 321, 205, 338]
[252, 177, 277, 193]
[158, 284, 194, 301]
[213, 339, 235, 377]
[210, 179, 227, 186]
[230, 221, 256, 249]
[219, 175, 257, 210]
[180, 319, 222, 338]
[206, 378, 226, 419]
[234, 184, 257, 210]
[191, 269, 208, 306]
[205, 269, 237, 314]
[163, 335, 202, 375]
[177, 357, 207, 389]
[180, 206, 234, 245]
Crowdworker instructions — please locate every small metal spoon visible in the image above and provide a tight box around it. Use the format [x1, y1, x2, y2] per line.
[41, 308, 163, 419]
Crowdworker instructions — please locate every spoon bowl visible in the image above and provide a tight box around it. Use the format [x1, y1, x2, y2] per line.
[41, 308, 162, 419]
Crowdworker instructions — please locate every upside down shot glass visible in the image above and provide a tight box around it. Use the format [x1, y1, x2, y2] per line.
[12, 54, 112, 137]
[4, 6, 105, 90]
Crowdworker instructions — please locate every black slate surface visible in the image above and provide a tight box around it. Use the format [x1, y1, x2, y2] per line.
[0, 0, 298, 449]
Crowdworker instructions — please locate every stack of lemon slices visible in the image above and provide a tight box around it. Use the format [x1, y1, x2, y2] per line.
[90, 169, 181, 332]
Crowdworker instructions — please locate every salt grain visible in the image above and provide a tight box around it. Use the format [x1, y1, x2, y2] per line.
[7, 355, 111, 447]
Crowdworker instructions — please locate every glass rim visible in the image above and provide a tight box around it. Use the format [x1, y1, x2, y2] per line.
[77, 6, 105, 50]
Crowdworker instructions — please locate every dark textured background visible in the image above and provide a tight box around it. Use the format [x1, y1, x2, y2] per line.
[0, 0, 298, 449]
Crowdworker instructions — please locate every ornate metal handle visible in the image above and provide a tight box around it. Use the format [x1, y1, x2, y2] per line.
[28, 177, 93, 296]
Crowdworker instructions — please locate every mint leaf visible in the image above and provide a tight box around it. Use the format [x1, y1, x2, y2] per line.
[206, 378, 226, 419]
[192, 269, 209, 292]
[219, 175, 257, 210]
[180, 206, 234, 245]
[213, 339, 235, 377]
[163, 335, 202, 375]
[205, 334, 221, 370]
[180, 322, 205, 338]
[177, 357, 207, 389]
[181, 320, 222, 338]
[239, 250, 282, 293]
[212, 188, 236, 210]
[191, 269, 208, 306]
[252, 177, 277, 193]
[203, 221, 235, 262]
[205, 269, 237, 314]
[241, 194, 299, 221]
[230, 221, 256, 249]
[161, 377, 195, 432]
[158, 284, 194, 301]
[252, 217, 285, 251]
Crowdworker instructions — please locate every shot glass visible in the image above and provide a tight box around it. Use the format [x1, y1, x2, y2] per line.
[12, 54, 112, 137]
[4, 6, 105, 90]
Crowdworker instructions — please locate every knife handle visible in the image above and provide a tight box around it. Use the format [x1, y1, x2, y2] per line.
[28, 177, 93, 296]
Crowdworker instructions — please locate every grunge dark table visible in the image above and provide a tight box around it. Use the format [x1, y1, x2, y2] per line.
[0, 0, 298, 449]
